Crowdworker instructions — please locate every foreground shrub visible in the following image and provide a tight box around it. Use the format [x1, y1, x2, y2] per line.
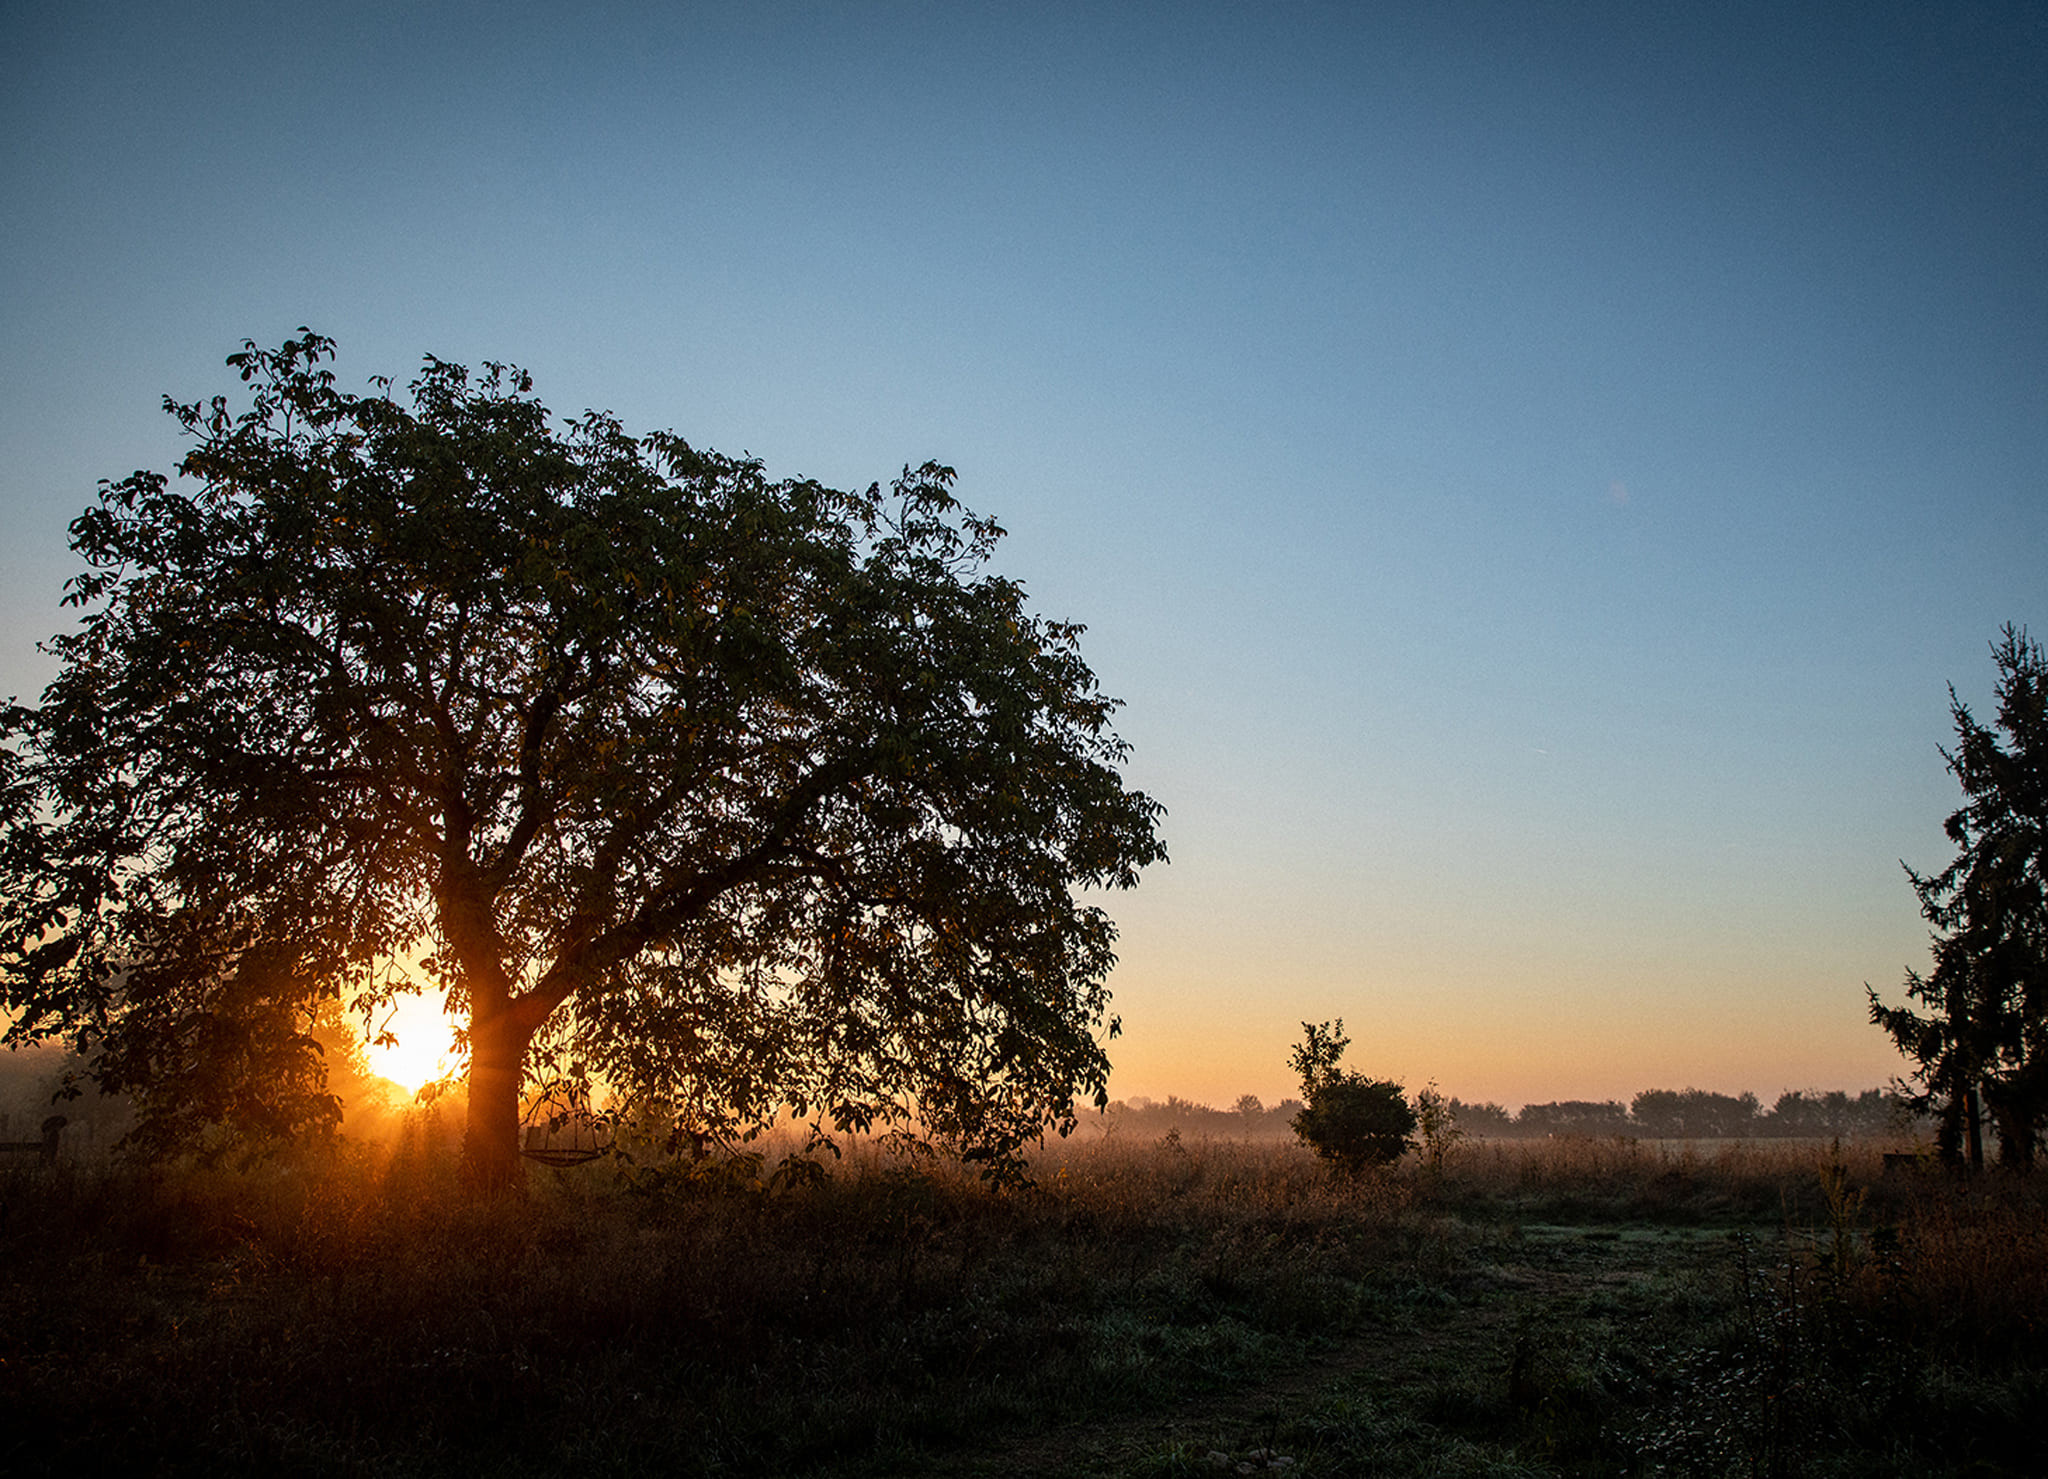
[1287, 1019, 1417, 1172]
[1293, 1075, 1418, 1172]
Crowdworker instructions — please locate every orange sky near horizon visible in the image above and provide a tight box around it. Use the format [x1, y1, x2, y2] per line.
[357, 949, 1912, 1117]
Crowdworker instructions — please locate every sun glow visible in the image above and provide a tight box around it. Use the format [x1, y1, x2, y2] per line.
[364, 991, 461, 1094]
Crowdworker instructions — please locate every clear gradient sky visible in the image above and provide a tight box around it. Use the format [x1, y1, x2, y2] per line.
[5, 2, 2044, 1109]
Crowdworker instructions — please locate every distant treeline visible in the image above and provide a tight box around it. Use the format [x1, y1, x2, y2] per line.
[1098, 1086, 1914, 1141]
[0, 1038, 1913, 1153]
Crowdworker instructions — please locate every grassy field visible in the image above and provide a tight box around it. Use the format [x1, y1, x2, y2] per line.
[2, 1127, 2043, 1477]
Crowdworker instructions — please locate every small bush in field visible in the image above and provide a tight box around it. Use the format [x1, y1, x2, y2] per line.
[1287, 1019, 1417, 1171]
[1293, 1077, 1416, 1171]
[1413, 1080, 1463, 1172]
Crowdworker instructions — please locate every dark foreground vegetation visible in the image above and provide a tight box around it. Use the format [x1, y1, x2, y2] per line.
[3, 1130, 2043, 1478]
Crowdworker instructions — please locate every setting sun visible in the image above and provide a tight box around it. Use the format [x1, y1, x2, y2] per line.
[364, 991, 461, 1094]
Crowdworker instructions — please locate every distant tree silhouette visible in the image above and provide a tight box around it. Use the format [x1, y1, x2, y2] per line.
[1446, 1096, 1512, 1135]
[1098, 1095, 1299, 1140]
[1762, 1089, 1901, 1139]
[1630, 1088, 1762, 1139]
[1870, 626, 2048, 1171]
[1287, 1019, 1415, 1170]
[1514, 1099, 1633, 1138]
[0, 332, 1165, 1188]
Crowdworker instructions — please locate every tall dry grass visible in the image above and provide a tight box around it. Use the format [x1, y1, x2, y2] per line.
[1419, 1133, 1915, 1223]
[0, 1123, 1441, 1477]
[2, 1121, 2041, 1477]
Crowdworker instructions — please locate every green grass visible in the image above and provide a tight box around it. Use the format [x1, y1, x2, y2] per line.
[1, 1131, 2042, 1477]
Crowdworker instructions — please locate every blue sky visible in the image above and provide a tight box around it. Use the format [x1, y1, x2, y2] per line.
[5, 1, 2044, 1106]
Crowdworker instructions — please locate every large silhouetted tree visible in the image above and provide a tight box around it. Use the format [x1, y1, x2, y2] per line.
[0, 333, 1165, 1187]
[1870, 626, 2047, 1170]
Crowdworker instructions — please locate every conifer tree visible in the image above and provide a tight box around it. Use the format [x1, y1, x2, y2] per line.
[1870, 627, 2047, 1169]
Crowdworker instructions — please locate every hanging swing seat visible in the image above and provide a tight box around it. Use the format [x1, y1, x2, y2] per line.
[521, 1105, 613, 1166]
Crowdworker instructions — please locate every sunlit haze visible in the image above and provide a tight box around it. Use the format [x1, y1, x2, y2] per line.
[6, 2, 2043, 1113]
[363, 993, 461, 1097]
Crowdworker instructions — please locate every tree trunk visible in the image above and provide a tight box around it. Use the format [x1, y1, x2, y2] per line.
[1965, 1082, 1984, 1172]
[463, 1008, 530, 1193]
[1989, 1091, 2037, 1172]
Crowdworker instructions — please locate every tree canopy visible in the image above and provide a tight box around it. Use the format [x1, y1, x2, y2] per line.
[0, 332, 1165, 1185]
[1870, 626, 2047, 1170]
